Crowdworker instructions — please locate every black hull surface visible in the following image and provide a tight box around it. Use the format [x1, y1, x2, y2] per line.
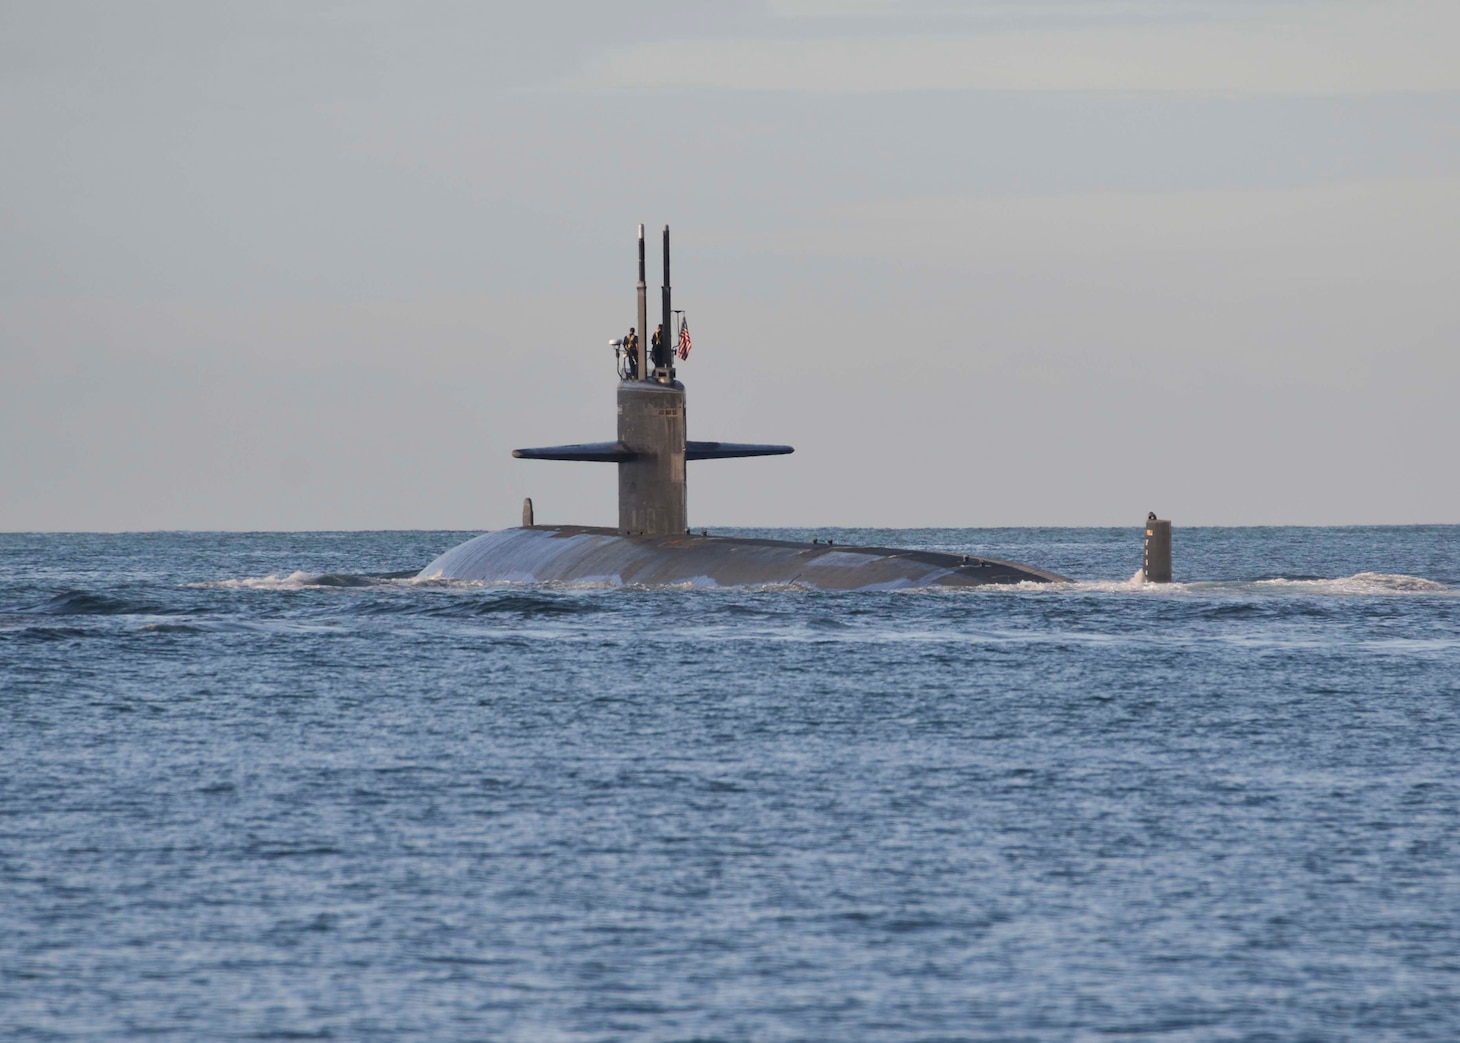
[419, 526, 1067, 590]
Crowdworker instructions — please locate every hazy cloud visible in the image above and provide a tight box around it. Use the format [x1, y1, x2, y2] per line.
[584, 1, 1459, 95]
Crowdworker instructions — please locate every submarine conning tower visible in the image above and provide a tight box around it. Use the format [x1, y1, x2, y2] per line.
[617, 379, 687, 534]
[511, 225, 793, 536]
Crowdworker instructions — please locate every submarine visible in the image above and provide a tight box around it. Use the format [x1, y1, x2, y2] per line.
[419, 226, 1067, 590]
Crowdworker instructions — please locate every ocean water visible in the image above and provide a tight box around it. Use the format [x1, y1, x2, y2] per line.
[2, 526, 1459, 1040]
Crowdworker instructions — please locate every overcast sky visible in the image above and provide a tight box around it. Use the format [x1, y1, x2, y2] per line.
[3, 0, 1457, 530]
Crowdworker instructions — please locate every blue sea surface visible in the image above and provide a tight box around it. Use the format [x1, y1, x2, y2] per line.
[2, 526, 1459, 1040]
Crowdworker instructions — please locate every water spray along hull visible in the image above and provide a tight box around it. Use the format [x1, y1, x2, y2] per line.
[419, 526, 1067, 590]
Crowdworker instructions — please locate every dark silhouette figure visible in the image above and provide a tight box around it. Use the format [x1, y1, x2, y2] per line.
[651, 324, 665, 368]
[624, 328, 639, 378]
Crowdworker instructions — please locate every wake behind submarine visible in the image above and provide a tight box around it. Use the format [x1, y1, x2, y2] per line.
[419, 226, 1068, 590]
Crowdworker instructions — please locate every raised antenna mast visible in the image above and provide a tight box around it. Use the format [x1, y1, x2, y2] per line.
[659, 225, 672, 383]
[636, 224, 648, 381]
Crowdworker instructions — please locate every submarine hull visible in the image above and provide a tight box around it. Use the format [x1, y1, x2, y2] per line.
[419, 526, 1067, 590]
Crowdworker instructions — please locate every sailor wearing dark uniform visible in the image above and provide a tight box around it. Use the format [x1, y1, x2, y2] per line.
[624, 328, 639, 378]
[651, 324, 665, 367]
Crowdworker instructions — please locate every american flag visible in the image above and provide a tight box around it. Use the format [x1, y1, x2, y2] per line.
[677, 319, 692, 360]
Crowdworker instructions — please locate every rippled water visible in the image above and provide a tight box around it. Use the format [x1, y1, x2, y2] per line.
[3, 527, 1459, 1039]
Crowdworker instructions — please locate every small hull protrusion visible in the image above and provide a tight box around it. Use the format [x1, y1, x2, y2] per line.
[1143, 515, 1172, 583]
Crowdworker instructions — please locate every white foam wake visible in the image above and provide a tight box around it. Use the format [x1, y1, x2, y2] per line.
[191, 570, 1448, 596]
[1056, 571, 1449, 596]
[1248, 571, 1447, 594]
[920, 571, 1449, 596]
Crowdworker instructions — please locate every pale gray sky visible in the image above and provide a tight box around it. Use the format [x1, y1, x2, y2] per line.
[3, 0, 1456, 529]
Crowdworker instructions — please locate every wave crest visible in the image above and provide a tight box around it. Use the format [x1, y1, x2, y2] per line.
[1250, 572, 1447, 594]
[190, 571, 376, 590]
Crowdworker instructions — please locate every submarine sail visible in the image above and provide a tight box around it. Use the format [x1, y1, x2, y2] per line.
[418, 226, 1065, 589]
